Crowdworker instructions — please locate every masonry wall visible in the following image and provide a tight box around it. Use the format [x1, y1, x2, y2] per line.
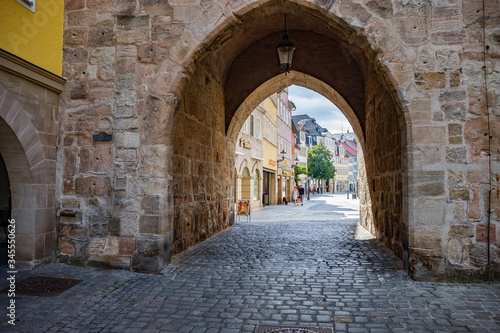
[363, 69, 405, 261]
[0, 69, 59, 269]
[55, 0, 500, 280]
[172, 63, 233, 254]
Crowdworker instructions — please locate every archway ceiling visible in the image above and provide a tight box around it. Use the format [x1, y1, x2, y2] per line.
[202, 12, 368, 134]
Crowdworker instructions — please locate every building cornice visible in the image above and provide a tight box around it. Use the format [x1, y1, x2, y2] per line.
[0, 49, 66, 93]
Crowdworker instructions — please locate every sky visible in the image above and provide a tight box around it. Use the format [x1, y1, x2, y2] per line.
[287, 85, 351, 134]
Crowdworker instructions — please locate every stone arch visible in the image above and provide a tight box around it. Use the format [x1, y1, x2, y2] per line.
[57, 0, 499, 280]
[238, 160, 249, 176]
[228, 73, 364, 150]
[0, 82, 56, 269]
[171, 0, 411, 270]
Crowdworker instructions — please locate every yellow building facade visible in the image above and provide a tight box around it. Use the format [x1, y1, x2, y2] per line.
[262, 94, 278, 206]
[1, 0, 65, 75]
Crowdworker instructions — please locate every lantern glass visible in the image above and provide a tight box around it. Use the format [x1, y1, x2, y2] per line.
[277, 35, 295, 72]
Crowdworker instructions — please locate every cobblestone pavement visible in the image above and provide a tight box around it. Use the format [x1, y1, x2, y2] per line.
[1, 194, 499, 332]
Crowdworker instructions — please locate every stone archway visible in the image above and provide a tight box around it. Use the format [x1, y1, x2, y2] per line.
[171, 3, 408, 268]
[60, 0, 499, 280]
[0, 82, 57, 269]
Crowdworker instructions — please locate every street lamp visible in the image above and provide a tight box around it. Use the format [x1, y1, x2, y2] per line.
[276, 14, 295, 75]
[277, 149, 286, 163]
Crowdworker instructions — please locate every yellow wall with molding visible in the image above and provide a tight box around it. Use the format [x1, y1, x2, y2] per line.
[0, 0, 64, 75]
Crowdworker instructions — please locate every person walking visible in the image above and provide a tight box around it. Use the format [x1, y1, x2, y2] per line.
[298, 185, 305, 205]
[292, 186, 299, 205]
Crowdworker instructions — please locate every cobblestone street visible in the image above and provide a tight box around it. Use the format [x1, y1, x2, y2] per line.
[1, 193, 499, 332]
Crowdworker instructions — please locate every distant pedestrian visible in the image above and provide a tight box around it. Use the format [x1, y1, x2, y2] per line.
[320, 186, 323, 194]
[298, 185, 305, 205]
[313, 186, 316, 194]
[292, 186, 299, 205]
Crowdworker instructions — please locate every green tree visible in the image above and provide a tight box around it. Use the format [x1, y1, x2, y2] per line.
[294, 165, 308, 185]
[307, 142, 336, 181]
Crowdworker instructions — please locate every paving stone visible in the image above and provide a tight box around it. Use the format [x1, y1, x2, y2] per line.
[0, 195, 499, 332]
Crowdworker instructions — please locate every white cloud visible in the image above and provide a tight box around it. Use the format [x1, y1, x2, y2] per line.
[288, 85, 352, 134]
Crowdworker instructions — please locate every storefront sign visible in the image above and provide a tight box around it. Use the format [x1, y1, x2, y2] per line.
[269, 159, 277, 166]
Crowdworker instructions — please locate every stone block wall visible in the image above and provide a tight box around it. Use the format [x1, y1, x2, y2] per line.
[0, 68, 59, 269]
[363, 69, 405, 262]
[172, 63, 233, 254]
[55, 0, 499, 280]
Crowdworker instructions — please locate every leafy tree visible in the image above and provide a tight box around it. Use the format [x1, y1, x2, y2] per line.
[294, 165, 308, 185]
[307, 142, 336, 181]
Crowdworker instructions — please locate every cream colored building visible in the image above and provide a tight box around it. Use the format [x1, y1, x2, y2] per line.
[235, 108, 264, 212]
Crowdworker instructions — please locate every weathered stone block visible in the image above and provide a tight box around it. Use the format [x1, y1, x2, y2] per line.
[75, 176, 111, 196]
[123, 131, 140, 148]
[61, 199, 79, 209]
[139, 215, 160, 234]
[415, 72, 446, 90]
[63, 147, 77, 175]
[450, 224, 474, 238]
[90, 47, 116, 65]
[409, 228, 442, 251]
[87, 104, 112, 116]
[467, 187, 482, 221]
[65, 0, 85, 11]
[430, 30, 467, 44]
[88, 27, 116, 46]
[447, 238, 463, 265]
[448, 170, 463, 185]
[98, 64, 116, 81]
[70, 84, 88, 100]
[135, 235, 163, 255]
[120, 211, 138, 237]
[138, 43, 168, 63]
[465, 118, 500, 156]
[412, 198, 446, 227]
[441, 103, 466, 121]
[68, 225, 88, 240]
[449, 70, 460, 87]
[118, 15, 150, 29]
[64, 27, 87, 45]
[450, 186, 470, 201]
[445, 147, 466, 163]
[80, 144, 113, 173]
[60, 211, 82, 224]
[63, 47, 88, 63]
[142, 195, 161, 214]
[476, 224, 496, 243]
[411, 126, 446, 144]
[116, 58, 136, 74]
[58, 239, 75, 256]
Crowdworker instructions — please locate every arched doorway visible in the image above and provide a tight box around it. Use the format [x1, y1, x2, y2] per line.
[171, 3, 408, 272]
[0, 82, 58, 269]
[0, 153, 10, 266]
[58, 0, 497, 280]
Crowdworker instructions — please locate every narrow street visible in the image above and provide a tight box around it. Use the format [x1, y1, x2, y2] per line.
[1, 193, 499, 332]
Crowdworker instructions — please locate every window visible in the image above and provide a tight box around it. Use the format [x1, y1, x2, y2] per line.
[256, 117, 261, 140]
[250, 114, 254, 136]
[253, 170, 259, 200]
[241, 119, 247, 133]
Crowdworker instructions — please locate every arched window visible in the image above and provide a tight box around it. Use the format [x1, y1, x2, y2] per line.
[253, 170, 259, 200]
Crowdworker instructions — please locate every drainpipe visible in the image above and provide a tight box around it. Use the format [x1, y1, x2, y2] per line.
[482, 0, 492, 284]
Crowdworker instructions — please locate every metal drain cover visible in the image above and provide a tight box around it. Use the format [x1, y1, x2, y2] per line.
[1, 276, 81, 297]
[254, 326, 333, 333]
